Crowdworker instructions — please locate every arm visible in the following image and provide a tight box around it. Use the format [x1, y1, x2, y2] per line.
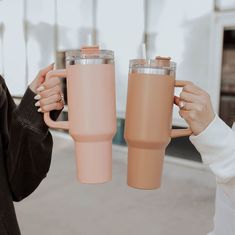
[176, 84, 235, 200]
[4, 85, 53, 202]
[190, 116, 235, 234]
[190, 115, 235, 205]
[176, 83, 235, 234]
[1, 64, 63, 202]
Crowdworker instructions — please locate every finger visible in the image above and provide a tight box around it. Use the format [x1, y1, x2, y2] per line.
[39, 63, 55, 77]
[37, 77, 61, 92]
[178, 101, 203, 112]
[36, 63, 55, 85]
[36, 93, 62, 107]
[180, 91, 201, 103]
[38, 102, 64, 113]
[34, 85, 61, 100]
[179, 109, 198, 122]
[183, 84, 205, 95]
[179, 109, 190, 121]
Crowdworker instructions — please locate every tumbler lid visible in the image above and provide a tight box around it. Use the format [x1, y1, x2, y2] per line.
[66, 46, 114, 65]
[129, 56, 176, 75]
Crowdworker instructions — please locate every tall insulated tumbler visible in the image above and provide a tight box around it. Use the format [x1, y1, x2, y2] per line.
[44, 46, 116, 184]
[124, 56, 192, 190]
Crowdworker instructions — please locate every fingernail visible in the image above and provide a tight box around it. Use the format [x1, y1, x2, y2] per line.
[35, 101, 40, 107]
[34, 94, 41, 100]
[36, 86, 45, 92]
[37, 108, 42, 112]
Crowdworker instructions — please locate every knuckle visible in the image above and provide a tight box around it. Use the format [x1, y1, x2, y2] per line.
[60, 103, 64, 109]
[52, 94, 60, 101]
[57, 103, 63, 110]
[56, 93, 61, 100]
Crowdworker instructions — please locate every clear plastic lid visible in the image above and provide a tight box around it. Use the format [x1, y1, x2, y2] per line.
[129, 57, 176, 76]
[66, 46, 114, 65]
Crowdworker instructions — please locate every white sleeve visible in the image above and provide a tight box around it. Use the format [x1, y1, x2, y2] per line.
[190, 116, 235, 235]
[190, 115, 235, 184]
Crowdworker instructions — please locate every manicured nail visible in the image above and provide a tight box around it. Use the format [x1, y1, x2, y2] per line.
[35, 101, 40, 107]
[37, 108, 42, 112]
[36, 86, 45, 92]
[34, 94, 41, 100]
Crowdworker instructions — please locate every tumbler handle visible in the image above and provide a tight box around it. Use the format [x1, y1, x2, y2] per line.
[170, 80, 192, 138]
[43, 69, 69, 130]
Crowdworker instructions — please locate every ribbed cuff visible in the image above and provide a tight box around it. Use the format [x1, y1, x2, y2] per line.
[16, 87, 48, 136]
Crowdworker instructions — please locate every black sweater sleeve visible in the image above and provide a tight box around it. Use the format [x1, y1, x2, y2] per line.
[0, 76, 54, 202]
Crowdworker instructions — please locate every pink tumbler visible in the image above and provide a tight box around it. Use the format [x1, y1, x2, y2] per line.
[44, 46, 116, 184]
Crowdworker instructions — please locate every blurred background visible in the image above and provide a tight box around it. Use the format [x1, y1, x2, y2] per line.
[0, 0, 235, 234]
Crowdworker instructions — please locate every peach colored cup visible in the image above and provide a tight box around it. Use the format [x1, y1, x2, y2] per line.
[44, 46, 116, 184]
[124, 57, 192, 190]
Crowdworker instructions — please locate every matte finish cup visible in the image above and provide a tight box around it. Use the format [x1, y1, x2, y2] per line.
[124, 57, 192, 190]
[44, 46, 116, 184]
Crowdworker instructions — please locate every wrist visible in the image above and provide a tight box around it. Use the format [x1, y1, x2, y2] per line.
[192, 113, 216, 136]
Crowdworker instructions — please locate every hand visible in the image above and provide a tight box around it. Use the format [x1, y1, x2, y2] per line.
[29, 63, 54, 93]
[30, 64, 64, 113]
[175, 83, 215, 136]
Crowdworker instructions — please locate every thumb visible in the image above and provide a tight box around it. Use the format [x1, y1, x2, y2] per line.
[37, 63, 55, 84]
[40, 63, 55, 77]
[30, 63, 55, 92]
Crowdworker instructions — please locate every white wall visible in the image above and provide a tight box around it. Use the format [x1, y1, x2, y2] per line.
[0, 0, 218, 125]
[25, 0, 56, 85]
[96, 0, 145, 114]
[0, 4, 4, 76]
[147, 0, 214, 125]
[216, 0, 235, 10]
[57, 0, 94, 51]
[0, 0, 26, 96]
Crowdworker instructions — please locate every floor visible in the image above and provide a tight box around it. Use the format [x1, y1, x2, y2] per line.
[15, 132, 216, 235]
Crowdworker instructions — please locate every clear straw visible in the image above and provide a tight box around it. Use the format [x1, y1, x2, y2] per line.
[141, 42, 147, 59]
[87, 33, 94, 46]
